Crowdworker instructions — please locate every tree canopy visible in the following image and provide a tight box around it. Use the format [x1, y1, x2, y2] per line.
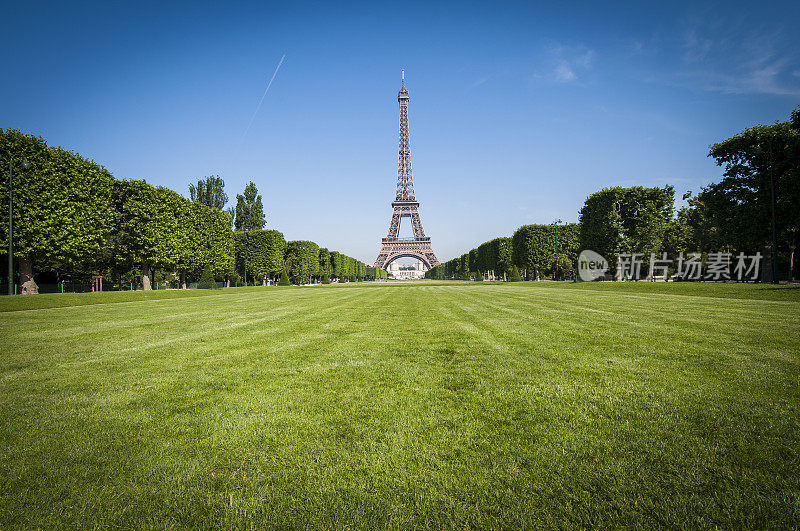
[233, 181, 265, 232]
[235, 230, 286, 282]
[189, 175, 228, 210]
[700, 110, 799, 279]
[578, 186, 675, 265]
[0, 129, 115, 293]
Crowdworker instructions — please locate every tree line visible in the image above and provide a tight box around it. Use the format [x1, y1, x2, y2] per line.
[3, 106, 796, 290]
[0, 129, 385, 294]
[425, 223, 582, 281]
[428, 107, 799, 282]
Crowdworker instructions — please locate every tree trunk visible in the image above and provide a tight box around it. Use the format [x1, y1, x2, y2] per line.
[180, 270, 187, 290]
[142, 263, 152, 291]
[18, 256, 38, 295]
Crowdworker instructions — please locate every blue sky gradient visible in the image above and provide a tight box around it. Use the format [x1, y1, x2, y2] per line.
[3, 1, 799, 262]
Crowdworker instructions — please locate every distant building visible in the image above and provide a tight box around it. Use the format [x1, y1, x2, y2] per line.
[388, 260, 427, 280]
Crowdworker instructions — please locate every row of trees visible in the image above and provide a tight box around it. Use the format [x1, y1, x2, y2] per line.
[428, 106, 799, 281]
[234, 233, 384, 285]
[113, 179, 234, 290]
[4, 106, 795, 289]
[426, 223, 581, 281]
[0, 129, 381, 293]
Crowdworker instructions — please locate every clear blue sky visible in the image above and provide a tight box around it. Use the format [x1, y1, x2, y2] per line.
[3, 1, 798, 263]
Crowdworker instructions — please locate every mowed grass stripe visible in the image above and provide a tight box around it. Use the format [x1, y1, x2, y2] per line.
[0, 283, 798, 528]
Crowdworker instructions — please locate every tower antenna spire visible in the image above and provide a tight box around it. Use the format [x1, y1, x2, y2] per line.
[401, 69, 405, 88]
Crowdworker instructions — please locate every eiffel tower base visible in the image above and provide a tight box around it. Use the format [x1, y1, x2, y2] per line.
[374, 238, 440, 270]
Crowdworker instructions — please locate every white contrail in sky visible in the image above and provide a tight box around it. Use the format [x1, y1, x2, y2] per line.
[241, 54, 286, 142]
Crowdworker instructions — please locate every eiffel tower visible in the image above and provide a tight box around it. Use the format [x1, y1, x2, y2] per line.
[373, 71, 440, 271]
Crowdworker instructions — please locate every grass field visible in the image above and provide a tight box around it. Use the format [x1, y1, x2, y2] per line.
[1, 282, 799, 528]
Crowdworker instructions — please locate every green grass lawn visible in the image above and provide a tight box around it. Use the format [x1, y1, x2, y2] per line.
[1, 282, 798, 528]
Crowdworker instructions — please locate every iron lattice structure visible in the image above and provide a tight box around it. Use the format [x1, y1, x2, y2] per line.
[373, 72, 440, 270]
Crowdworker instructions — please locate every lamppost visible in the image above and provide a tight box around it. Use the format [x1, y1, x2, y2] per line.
[553, 219, 562, 281]
[6, 154, 30, 295]
[756, 140, 779, 284]
[768, 141, 778, 284]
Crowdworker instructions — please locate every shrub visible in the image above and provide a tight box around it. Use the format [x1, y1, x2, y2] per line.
[322, 274, 330, 284]
[278, 270, 290, 286]
[509, 265, 522, 282]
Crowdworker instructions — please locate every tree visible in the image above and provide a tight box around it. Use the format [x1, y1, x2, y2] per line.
[702, 108, 800, 280]
[278, 269, 290, 286]
[666, 192, 714, 256]
[318, 248, 331, 277]
[199, 205, 235, 283]
[0, 129, 115, 294]
[509, 265, 522, 281]
[468, 248, 479, 276]
[477, 237, 513, 277]
[459, 253, 469, 279]
[286, 240, 320, 284]
[174, 201, 234, 288]
[578, 186, 675, 276]
[330, 251, 349, 281]
[112, 180, 187, 290]
[512, 224, 579, 280]
[189, 175, 227, 210]
[235, 229, 286, 285]
[233, 181, 265, 232]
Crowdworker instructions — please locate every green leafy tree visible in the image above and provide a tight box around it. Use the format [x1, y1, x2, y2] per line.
[578, 186, 674, 276]
[477, 237, 513, 277]
[235, 229, 286, 285]
[0, 129, 115, 294]
[233, 181, 265, 232]
[511, 224, 580, 280]
[699, 108, 800, 280]
[113, 180, 187, 290]
[174, 201, 234, 288]
[509, 265, 522, 281]
[512, 225, 547, 279]
[189, 175, 228, 210]
[201, 206, 235, 283]
[666, 192, 713, 256]
[278, 269, 290, 286]
[318, 248, 331, 277]
[330, 251, 346, 280]
[286, 240, 320, 284]
[468, 249, 479, 275]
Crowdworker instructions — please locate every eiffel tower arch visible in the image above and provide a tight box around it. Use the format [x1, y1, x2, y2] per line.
[373, 71, 440, 271]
